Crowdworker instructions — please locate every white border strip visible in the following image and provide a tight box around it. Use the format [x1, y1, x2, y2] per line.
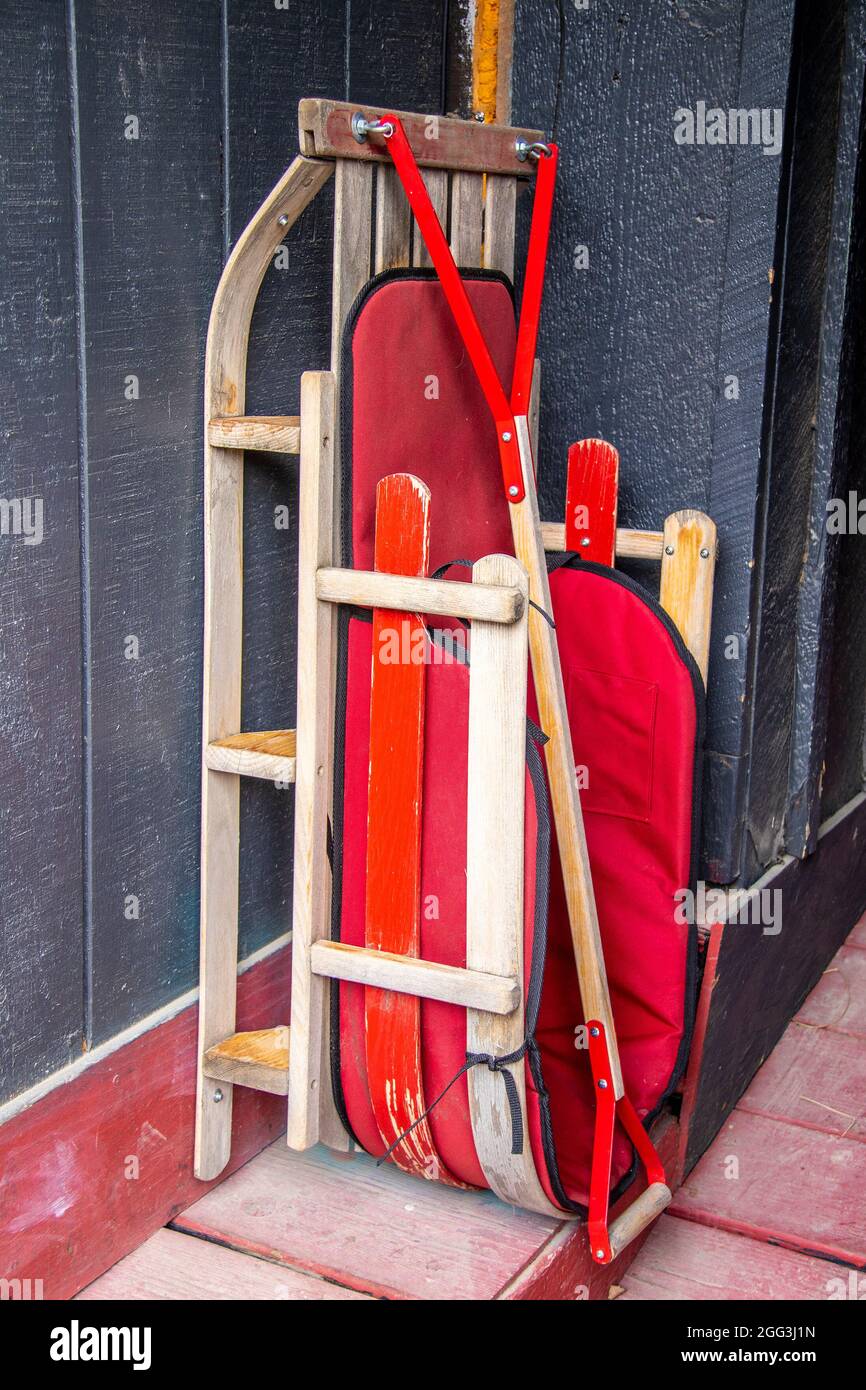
[0, 932, 291, 1128]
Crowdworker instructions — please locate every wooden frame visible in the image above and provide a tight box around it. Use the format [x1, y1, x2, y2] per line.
[194, 100, 718, 1258]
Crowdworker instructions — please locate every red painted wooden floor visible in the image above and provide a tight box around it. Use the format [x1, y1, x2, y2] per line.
[76, 930, 866, 1300]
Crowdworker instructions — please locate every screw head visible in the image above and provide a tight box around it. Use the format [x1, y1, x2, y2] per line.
[700, 546, 710, 558]
[665, 544, 675, 556]
[508, 484, 520, 497]
[580, 537, 591, 548]
[598, 1078, 608, 1090]
[502, 430, 512, 442]
[213, 1088, 224, 1103]
[590, 1026, 600, 1037]
[596, 1249, 606, 1260]
[277, 213, 289, 227]
[474, 111, 486, 123]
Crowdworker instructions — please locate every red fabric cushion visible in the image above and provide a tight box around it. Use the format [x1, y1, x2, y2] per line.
[333, 273, 699, 1209]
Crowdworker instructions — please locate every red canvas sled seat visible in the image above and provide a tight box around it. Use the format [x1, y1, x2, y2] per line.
[330, 271, 703, 1209]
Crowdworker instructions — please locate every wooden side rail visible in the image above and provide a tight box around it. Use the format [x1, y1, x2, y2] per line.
[310, 941, 519, 1015]
[315, 566, 525, 624]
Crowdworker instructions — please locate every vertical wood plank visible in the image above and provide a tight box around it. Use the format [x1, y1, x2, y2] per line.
[483, 174, 517, 279]
[287, 372, 339, 1152]
[466, 555, 562, 1216]
[413, 169, 449, 266]
[74, 0, 222, 1045]
[450, 171, 484, 267]
[375, 166, 412, 272]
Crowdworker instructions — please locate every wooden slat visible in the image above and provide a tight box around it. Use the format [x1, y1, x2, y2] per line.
[315, 566, 524, 623]
[483, 174, 517, 279]
[205, 729, 296, 782]
[736, 1020, 866, 1142]
[541, 521, 665, 561]
[466, 553, 563, 1217]
[450, 171, 484, 267]
[203, 1027, 289, 1097]
[670, 1109, 866, 1266]
[364, 474, 447, 1182]
[565, 439, 620, 565]
[311, 940, 519, 1015]
[659, 509, 717, 684]
[413, 169, 448, 267]
[195, 154, 332, 1182]
[620, 1215, 845, 1302]
[75, 1228, 371, 1302]
[795, 945, 866, 1038]
[286, 371, 342, 1152]
[207, 415, 300, 453]
[299, 99, 543, 176]
[375, 164, 412, 272]
[175, 1140, 559, 1301]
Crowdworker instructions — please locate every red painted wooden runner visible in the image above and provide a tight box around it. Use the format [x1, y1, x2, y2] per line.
[364, 474, 452, 1182]
[565, 438, 620, 564]
[619, 1215, 847, 1301]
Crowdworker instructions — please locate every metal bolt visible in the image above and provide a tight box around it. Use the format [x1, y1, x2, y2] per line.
[213, 1088, 224, 1103]
[590, 1026, 600, 1037]
[598, 1079, 608, 1090]
[665, 545, 675, 556]
[596, 1249, 605, 1260]
[474, 111, 486, 123]
[700, 546, 710, 558]
[508, 484, 520, 498]
[277, 213, 289, 227]
[580, 537, 591, 548]
[502, 430, 512, 442]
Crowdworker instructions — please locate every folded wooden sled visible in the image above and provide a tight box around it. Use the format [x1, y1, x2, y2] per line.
[195, 100, 717, 1268]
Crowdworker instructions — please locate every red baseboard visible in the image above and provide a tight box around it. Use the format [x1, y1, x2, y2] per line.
[0, 947, 290, 1301]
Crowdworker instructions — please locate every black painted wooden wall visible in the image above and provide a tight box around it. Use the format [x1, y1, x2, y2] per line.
[510, 0, 866, 884]
[2, 0, 864, 1108]
[0, 0, 446, 1106]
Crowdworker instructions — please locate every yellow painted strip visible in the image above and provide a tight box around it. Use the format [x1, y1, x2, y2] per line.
[472, 0, 501, 123]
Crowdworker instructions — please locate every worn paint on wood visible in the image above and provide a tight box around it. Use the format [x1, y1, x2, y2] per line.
[620, 1215, 846, 1301]
[75, 1227, 371, 1301]
[0, 946, 288, 1301]
[364, 476, 446, 1180]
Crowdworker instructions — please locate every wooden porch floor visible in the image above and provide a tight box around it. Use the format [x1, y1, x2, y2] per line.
[76, 922, 866, 1301]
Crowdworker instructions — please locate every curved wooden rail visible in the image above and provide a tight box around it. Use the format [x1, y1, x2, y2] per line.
[195, 155, 332, 1181]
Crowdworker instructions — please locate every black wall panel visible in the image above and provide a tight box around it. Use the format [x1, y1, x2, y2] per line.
[0, 1, 85, 1099]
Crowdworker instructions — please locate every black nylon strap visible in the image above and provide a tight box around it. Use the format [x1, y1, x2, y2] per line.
[376, 1044, 529, 1166]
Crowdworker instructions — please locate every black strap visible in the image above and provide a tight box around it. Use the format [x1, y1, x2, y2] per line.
[377, 1044, 529, 1166]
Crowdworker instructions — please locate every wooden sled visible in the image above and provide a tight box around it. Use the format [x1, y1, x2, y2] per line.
[194, 100, 717, 1267]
